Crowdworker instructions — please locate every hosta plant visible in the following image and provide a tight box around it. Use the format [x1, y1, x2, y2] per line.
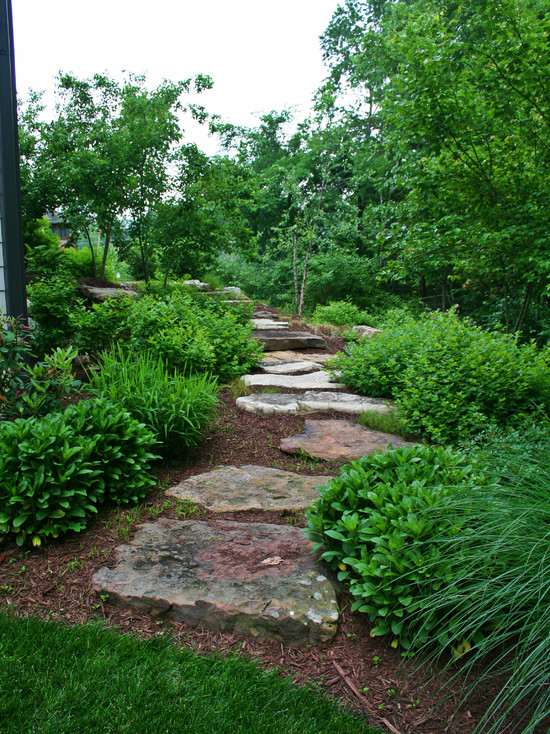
[306, 444, 478, 650]
[0, 398, 157, 546]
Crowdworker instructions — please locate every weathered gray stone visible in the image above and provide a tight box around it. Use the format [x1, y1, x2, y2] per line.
[182, 279, 211, 290]
[93, 519, 339, 645]
[237, 393, 301, 415]
[299, 391, 392, 415]
[253, 330, 327, 351]
[79, 284, 138, 302]
[260, 360, 323, 375]
[281, 419, 413, 461]
[243, 370, 344, 390]
[353, 325, 382, 338]
[254, 310, 277, 319]
[237, 391, 393, 416]
[166, 465, 332, 512]
[261, 351, 333, 365]
[251, 318, 290, 330]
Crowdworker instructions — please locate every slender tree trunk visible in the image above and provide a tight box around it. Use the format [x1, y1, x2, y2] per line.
[162, 269, 169, 289]
[298, 250, 309, 317]
[513, 283, 533, 333]
[84, 227, 97, 277]
[291, 231, 299, 314]
[100, 223, 111, 280]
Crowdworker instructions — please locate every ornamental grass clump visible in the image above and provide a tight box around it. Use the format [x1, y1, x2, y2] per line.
[0, 398, 157, 546]
[306, 444, 478, 650]
[409, 428, 550, 734]
[90, 348, 218, 457]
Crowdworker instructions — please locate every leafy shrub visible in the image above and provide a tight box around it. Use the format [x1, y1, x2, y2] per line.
[334, 311, 550, 443]
[331, 312, 421, 398]
[90, 349, 218, 457]
[69, 296, 134, 356]
[24, 218, 65, 279]
[0, 398, 157, 546]
[1, 318, 80, 421]
[127, 292, 261, 380]
[306, 445, 478, 650]
[311, 301, 368, 327]
[28, 276, 82, 354]
[410, 432, 550, 734]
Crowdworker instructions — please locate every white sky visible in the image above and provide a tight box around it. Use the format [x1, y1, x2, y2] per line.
[12, 0, 340, 154]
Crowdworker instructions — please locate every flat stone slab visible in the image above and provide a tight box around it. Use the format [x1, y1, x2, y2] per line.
[253, 330, 327, 351]
[79, 284, 138, 302]
[260, 360, 323, 375]
[353, 325, 382, 338]
[166, 465, 332, 512]
[261, 351, 333, 365]
[254, 310, 278, 319]
[243, 370, 344, 390]
[251, 318, 290, 330]
[281, 419, 413, 461]
[236, 391, 393, 416]
[93, 519, 339, 645]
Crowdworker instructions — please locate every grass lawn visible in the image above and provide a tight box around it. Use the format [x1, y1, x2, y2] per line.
[0, 614, 379, 734]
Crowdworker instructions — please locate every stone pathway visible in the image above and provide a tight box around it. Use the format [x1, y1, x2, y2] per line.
[93, 519, 338, 645]
[166, 465, 332, 513]
[281, 419, 413, 461]
[237, 391, 392, 416]
[94, 298, 408, 646]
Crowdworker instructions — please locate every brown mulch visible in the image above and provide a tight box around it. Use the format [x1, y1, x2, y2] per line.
[0, 307, 510, 734]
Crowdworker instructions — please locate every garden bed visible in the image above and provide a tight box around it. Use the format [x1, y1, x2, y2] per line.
[0, 390, 502, 734]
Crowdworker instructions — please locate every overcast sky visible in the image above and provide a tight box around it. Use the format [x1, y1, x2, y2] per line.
[12, 0, 340, 153]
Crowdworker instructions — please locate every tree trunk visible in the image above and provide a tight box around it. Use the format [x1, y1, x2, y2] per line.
[513, 283, 533, 333]
[291, 231, 299, 314]
[99, 223, 111, 280]
[84, 227, 97, 277]
[298, 250, 309, 317]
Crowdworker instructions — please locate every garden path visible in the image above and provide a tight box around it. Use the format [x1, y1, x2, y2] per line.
[93, 303, 407, 645]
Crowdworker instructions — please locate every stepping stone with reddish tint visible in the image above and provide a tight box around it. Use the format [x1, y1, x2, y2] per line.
[253, 330, 327, 351]
[281, 419, 414, 461]
[166, 465, 332, 513]
[93, 519, 339, 645]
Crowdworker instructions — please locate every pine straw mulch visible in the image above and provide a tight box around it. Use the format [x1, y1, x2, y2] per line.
[0, 390, 511, 734]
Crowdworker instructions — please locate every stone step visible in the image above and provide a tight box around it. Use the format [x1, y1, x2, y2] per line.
[260, 360, 323, 376]
[93, 519, 339, 645]
[251, 318, 290, 330]
[260, 351, 333, 365]
[281, 419, 414, 461]
[237, 391, 393, 416]
[243, 370, 344, 391]
[253, 330, 327, 351]
[166, 465, 332, 513]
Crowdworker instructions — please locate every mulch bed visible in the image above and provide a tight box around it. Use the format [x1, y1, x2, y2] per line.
[0, 389, 503, 734]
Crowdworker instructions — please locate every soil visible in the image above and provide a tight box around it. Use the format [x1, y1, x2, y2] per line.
[0, 306, 521, 734]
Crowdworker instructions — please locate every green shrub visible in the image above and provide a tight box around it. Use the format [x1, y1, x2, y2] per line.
[409, 432, 550, 734]
[128, 292, 261, 380]
[334, 311, 550, 443]
[306, 444, 477, 650]
[0, 398, 157, 546]
[24, 218, 65, 279]
[90, 349, 218, 457]
[0, 318, 80, 421]
[70, 296, 134, 356]
[311, 301, 368, 327]
[331, 312, 421, 398]
[28, 276, 82, 354]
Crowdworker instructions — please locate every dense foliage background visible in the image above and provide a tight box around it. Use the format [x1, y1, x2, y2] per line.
[20, 0, 549, 339]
